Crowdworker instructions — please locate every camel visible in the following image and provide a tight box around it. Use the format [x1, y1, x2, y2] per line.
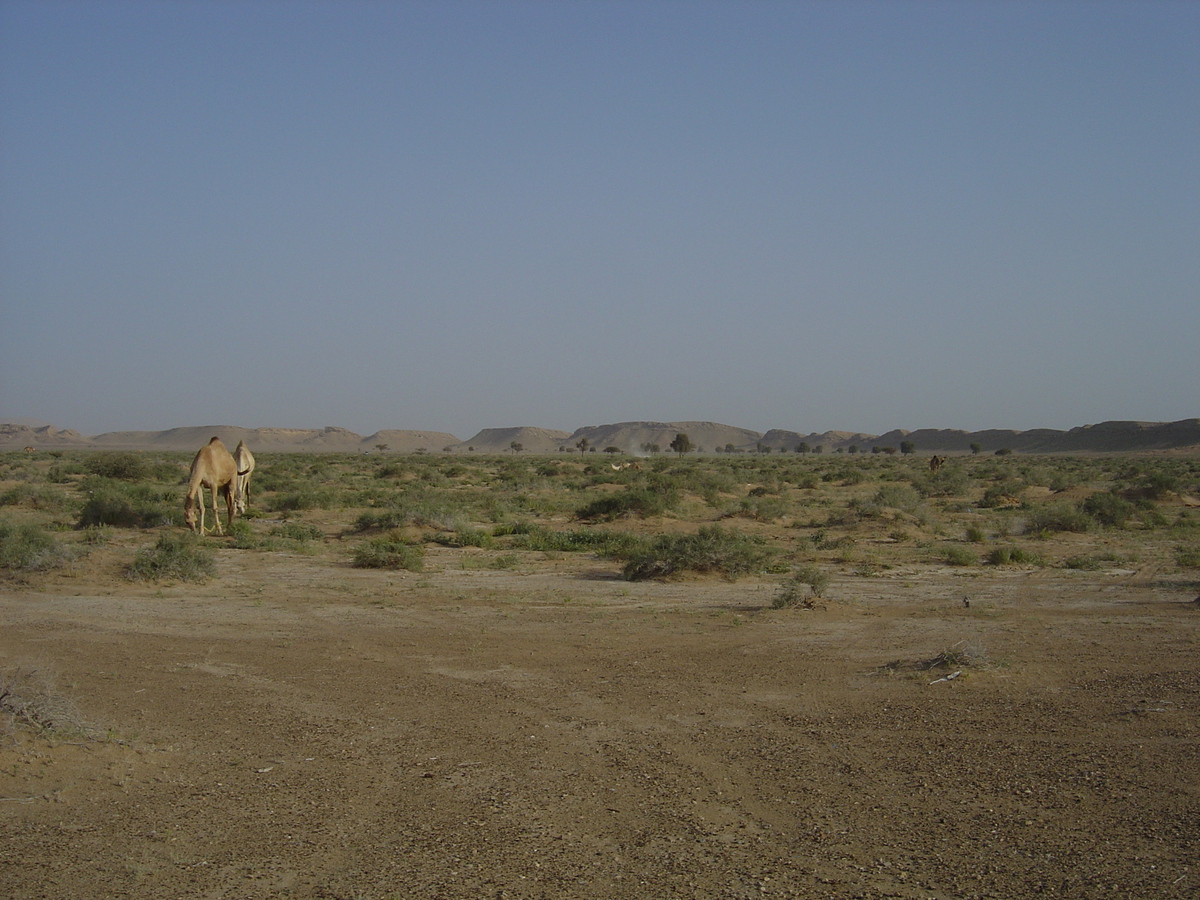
[23, 446, 34, 454]
[183, 437, 237, 535]
[232, 440, 255, 516]
[929, 455, 946, 474]
[610, 461, 642, 471]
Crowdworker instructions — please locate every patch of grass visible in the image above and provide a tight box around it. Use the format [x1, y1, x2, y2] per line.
[0, 484, 71, 512]
[623, 525, 772, 581]
[1175, 545, 1200, 569]
[269, 522, 324, 542]
[126, 533, 217, 582]
[352, 533, 425, 571]
[1064, 551, 1124, 571]
[490, 553, 520, 570]
[514, 526, 643, 557]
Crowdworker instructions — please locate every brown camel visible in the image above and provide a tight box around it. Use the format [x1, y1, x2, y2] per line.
[184, 437, 237, 535]
[232, 440, 255, 516]
[22, 446, 35, 454]
[929, 455, 946, 473]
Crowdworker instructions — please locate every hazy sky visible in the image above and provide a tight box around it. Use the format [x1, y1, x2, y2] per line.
[2, 0, 1197, 440]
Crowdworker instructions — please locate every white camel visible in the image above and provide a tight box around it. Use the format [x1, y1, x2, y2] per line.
[233, 440, 255, 516]
[184, 437, 237, 535]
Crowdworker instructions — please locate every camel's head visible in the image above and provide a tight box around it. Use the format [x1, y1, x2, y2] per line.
[183, 497, 198, 531]
[233, 491, 247, 516]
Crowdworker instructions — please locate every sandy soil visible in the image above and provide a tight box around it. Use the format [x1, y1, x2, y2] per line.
[2, 533, 1198, 899]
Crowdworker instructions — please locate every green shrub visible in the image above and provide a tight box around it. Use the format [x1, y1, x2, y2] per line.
[84, 451, 149, 481]
[965, 525, 986, 543]
[576, 486, 678, 521]
[269, 522, 324, 542]
[944, 546, 977, 566]
[1176, 545, 1200, 569]
[1082, 491, 1135, 528]
[623, 525, 771, 581]
[1024, 502, 1091, 535]
[0, 519, 73, 571]
[126, 533, 216, 582]
[0, 484, 70, 512]
[352, 535, 425, 571]
[78, 484, 177, 529]
[986, 545, 1039, 566]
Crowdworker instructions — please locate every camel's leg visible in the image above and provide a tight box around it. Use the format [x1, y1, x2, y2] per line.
[222, 484, 235, 531]
[197, 486, 207, 535]
[211, 483, 224, 536]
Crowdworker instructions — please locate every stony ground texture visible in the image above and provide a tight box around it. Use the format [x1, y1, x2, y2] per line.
[3, 534, 1198, 900]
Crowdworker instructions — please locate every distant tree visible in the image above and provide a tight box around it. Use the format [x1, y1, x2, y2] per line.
[670, 432, 693, 457]
[848, 445, 858, 454]
[603, 446, 621, 454]
[970, 442, 983, 455]
[576, 438, 590, 454]
[725, 443, 737, 454]
[375, 443, 388, 453]
[995, 447, 1013, 456]
[797, 442, 810, 454]
[900, 440, 915, 455]
[881, 446, 897, 455]
[813, 445, 824, 454]
[509, 441, 523, 454]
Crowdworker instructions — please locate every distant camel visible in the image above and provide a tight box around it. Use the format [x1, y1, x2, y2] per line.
[22, 446, 34, 454]
[232, 440, 255, 516]
[184, 437, 237, 535]
[929, 455, 946, 473]
[610, 462, 642, 471]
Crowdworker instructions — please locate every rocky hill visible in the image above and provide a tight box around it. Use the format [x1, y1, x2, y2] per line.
[1, 418, 1197, 454]
[454, 427, 573, 454]
[565, 422, 762, 454]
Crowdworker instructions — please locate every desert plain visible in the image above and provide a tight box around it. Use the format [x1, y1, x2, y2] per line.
[1, 446, 1198, 899]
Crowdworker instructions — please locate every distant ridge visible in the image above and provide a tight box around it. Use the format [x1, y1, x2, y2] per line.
[455, 427, 573, 454]
[1, 419, 1197, 454]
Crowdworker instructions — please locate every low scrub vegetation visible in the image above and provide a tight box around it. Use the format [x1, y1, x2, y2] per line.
[352, 533, 425, 571]
[126, 532, 216, 582]
[2, 448, 1196, 596]
[623, 525, 772, 581]
[0, 519, 76, 571]
[772, 565, 830, 608]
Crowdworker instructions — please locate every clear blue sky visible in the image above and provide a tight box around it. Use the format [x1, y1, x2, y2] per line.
[2, 0, 1197, 439]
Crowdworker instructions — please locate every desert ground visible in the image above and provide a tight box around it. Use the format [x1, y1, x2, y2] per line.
[2, 448, 1198, 899]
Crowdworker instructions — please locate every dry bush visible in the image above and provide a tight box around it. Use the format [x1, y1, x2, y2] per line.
[0, 664, 98, 741]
